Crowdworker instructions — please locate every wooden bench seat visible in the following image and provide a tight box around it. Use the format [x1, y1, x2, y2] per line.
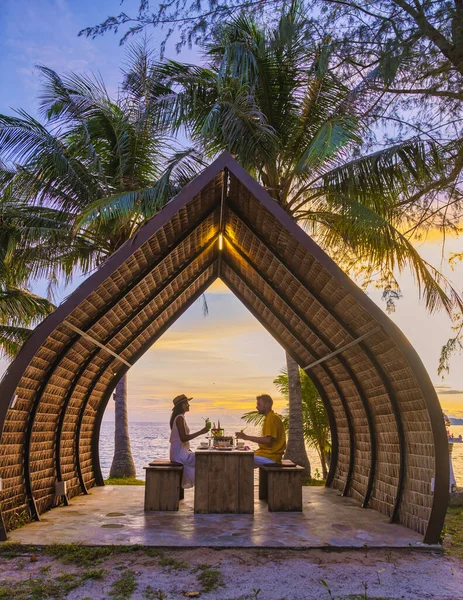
[144, 460, 184, 511]
[259, 461, 305, 512]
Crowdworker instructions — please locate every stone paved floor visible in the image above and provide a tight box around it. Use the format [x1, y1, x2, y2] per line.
[5, 485, 428, 548]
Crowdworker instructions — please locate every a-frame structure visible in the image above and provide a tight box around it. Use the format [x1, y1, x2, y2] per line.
[0, 153, 448, 543]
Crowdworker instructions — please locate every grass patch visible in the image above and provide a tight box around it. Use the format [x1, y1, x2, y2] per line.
[195, 565, 225, 593]
[143, 587, 167, 600]
[0, 569, 104, 600]
[158, 554, 189, 571]
[109, 569, 137, 600]
[105, 477, 145, 486]
[82, 568, 107, 581]
[44, 543, 113, 567]
[306, 477, 326, 486]
[0, 542, 25, 559]
[444, 506, 463, 560]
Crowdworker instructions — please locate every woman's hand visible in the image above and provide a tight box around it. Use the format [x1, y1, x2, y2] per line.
[235, 431, 248, 440]
[200, 426, 209, 435]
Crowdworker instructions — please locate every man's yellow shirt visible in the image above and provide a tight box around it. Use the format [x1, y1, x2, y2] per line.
[255, 410, 286, 463]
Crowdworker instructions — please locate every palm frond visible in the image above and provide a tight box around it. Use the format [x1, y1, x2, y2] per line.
[0, 287, 55, 326]
[0, 325, 33, 359]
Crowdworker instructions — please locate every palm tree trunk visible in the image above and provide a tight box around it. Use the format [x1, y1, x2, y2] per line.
[284, 352, 311, 479]
[319, 449, 328, 479]
[109, 374, 136, 479]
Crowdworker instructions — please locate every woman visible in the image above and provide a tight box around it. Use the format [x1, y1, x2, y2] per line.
[169, 393, 208, 488]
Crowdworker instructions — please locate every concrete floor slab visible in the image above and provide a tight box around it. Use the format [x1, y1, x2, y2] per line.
[4, 486, 426, 548]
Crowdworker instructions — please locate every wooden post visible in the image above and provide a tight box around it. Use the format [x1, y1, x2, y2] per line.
[259, 468, 268, 500]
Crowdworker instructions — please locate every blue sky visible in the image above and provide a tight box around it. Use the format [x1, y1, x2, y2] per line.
[1, 0, 463, 424]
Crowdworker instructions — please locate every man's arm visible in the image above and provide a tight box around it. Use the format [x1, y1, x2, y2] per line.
[235, 432, 274, 445]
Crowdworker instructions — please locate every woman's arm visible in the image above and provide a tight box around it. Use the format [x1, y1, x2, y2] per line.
[176, 416, 208, 443]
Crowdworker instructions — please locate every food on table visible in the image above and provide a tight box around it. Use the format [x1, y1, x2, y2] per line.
[212, 435, 233, 448]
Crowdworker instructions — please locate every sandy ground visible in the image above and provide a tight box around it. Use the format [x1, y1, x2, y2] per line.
[1, 547, 463, 599]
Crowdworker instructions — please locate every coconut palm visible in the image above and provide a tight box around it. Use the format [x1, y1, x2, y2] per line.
[274, 367, 331, 478]
[0, 178, 62, 358]
[131, 1, 463, 473]
[0, 46, 206, 478]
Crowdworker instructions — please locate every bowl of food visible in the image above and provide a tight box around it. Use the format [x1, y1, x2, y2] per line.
[213, 436, 233, 448]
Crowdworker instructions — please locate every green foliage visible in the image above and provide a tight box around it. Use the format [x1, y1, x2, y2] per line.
[109, 570, 137, 600]
[0, 568, 106, 600]
[44, 543, 113, 567]
[147, 4, 462, 344]
[0, 44, 205, 359]
[444, 506, 463, 560]
[158, 555, 189, 571]
[105, 477, 145, 486]
[195, 565, 225, 593]
[0, 542, 25, 558]
[3, 508, 32, 531]
[79, 0, 463, 370]
[144, 588, 167, 600]
[274, 367, 330, 450]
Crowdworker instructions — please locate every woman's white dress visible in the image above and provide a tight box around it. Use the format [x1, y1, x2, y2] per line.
[169, 414, 196, 488]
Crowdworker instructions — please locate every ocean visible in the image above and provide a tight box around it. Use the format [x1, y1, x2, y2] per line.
[99, 421, 463, 487]
[449, 424, 463, 485]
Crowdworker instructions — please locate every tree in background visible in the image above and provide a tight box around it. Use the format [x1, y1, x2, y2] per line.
[0, 179, 62, 357]
[0, 45, 206, 478]
[274, 366, 330, 479]
[81, 0, 463, 374]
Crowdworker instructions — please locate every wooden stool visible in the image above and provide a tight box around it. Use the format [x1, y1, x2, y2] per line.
[258, 460, 296, 499]
[144, 460, 184, 511]
[260, 462, 305, 512]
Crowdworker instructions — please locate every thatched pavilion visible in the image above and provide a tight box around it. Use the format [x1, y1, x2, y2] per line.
[0, 153, 449, 544]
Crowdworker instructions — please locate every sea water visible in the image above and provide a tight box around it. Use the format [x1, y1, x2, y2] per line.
[99, 422, 463, 487]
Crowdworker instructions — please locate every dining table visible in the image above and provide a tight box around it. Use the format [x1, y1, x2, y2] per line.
[194, 448, 254, 514]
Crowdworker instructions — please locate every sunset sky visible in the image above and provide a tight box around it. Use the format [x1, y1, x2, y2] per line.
[1, 0, 462, 424]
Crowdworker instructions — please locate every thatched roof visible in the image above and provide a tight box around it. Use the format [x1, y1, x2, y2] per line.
[0, 153, 448, 543]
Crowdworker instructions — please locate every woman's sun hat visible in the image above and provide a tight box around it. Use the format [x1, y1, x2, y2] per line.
[172, 393, 193, 407]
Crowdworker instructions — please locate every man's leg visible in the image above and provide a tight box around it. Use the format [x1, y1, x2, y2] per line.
[254, 455, 276, 467]
[254, 456, 276, 500]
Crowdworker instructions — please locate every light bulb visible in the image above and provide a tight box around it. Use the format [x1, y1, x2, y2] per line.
[218, 233, 223, 250]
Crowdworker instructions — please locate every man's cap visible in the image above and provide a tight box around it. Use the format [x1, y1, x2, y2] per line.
[173, 394, 193, 407]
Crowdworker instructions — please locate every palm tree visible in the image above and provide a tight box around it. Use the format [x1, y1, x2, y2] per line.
[0, 45, 206, 478]
[139, 1, 462, 473]
[274, 367, 331, 479]
[0, 179, 61, 357]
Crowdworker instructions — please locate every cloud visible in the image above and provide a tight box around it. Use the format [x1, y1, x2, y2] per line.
[434, 385, 463, 395]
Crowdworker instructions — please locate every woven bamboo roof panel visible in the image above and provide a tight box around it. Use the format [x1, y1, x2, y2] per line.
[0, 153, 448, 543]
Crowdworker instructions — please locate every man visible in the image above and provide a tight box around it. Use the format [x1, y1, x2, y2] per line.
[236, 394, 286, 466]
